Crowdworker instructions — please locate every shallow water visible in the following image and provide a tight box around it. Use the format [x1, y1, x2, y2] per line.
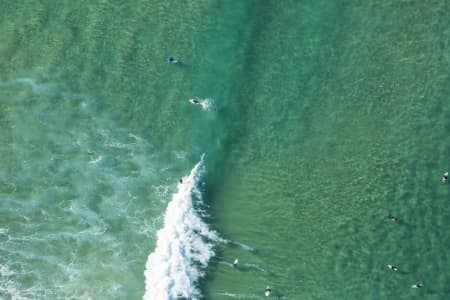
[0, 1, 449, 299]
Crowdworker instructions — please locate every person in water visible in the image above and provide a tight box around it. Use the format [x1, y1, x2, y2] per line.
[388, 264, 398, 271]
[179, 178, 183, 184]
[188, 98, 200, 105]
[442, 171, 448, 182]
[388, 215, 399, 223]
[265, 286, 271, 297]
[232, 258, 238, 268]
[412, 282, 422, 288]
[165, 56, 178, 64]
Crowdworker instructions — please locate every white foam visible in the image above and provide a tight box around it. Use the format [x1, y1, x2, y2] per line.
[0, 264, 29, 300]
[215, 292, 262, 299]
[88, 154, 103, 164]
[190, 97, 215, 111]
[198, 98, 214, 111]
[0, 264, 14, 277]
[233, 241, 255, 252]
[4, 77, 60, 96]
[242, 263, 267, 273]
[144, 156, 220, 300]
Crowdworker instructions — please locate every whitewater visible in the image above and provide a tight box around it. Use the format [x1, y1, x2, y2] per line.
[144, 155, 221, 300]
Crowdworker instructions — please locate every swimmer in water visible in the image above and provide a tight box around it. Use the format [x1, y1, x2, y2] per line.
[442, 171, 448, 182]
[388, 215, 399, 223]
[188, 98, 200, 105]
[412, 282, 422, 288]
[388, 264, 398, 271]
[232, 258, 238, 268]
[165, 56, 178, 64]
[265, 286, 271, 297]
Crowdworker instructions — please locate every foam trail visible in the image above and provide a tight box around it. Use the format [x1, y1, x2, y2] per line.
[231, 241, 255, 252]
[215, 292, 263, 299]
[144, 155, 219, 300]
[190, 97, 215, 111]
[198, 98, 214, 111]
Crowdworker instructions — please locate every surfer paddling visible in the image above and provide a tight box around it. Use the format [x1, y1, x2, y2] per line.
[387, 264, 398, 271]
[265, 286, 271, 297]
[442, 171, 448, 182]
[412, 282, 422, 289]
[165, 56, 178, 64]
[232, 258, 238, 268]
[188, 98, 200, 105]
[388, 215, 399, 223]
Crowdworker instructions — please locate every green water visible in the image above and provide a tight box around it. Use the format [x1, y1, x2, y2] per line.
[0, 0, 449, 299]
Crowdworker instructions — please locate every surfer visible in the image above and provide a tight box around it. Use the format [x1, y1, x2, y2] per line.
[388, 215, 399, 223]
[442, 171, 448, 182]
[165, 56, 178, 64]
[412, 282, 422, 288]
[232, 258, 238, 268]
[179, 178, 183, 184]
[388, 264, 398, 271]
[188, 98, 200, 105]
[265, 286, 271, 297]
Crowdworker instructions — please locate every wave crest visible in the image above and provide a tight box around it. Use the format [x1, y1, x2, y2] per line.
[144, 156, 219, 300]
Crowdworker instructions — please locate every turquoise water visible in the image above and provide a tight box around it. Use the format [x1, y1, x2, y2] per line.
[1, 1, 450, 299]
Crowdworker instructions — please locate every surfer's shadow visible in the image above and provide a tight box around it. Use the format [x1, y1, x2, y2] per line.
[397, 270, 409, 275]
[272, 291, 287, 299]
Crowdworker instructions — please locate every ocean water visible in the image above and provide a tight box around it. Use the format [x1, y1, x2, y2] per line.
[1, 1, 450, 299]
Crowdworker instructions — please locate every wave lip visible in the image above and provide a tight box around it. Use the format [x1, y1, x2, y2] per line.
[144, 156, 219, 300]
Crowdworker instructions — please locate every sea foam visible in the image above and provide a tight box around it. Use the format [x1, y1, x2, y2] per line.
[198, 98, 214, 111]
[144, 156, 220, 300]
[190, 97, 215, 111]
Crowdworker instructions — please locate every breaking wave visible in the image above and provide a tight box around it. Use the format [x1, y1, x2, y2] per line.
[144, 155, 220, 300]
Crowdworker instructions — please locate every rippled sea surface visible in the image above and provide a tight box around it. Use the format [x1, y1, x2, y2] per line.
[0, 1, 449, 299]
